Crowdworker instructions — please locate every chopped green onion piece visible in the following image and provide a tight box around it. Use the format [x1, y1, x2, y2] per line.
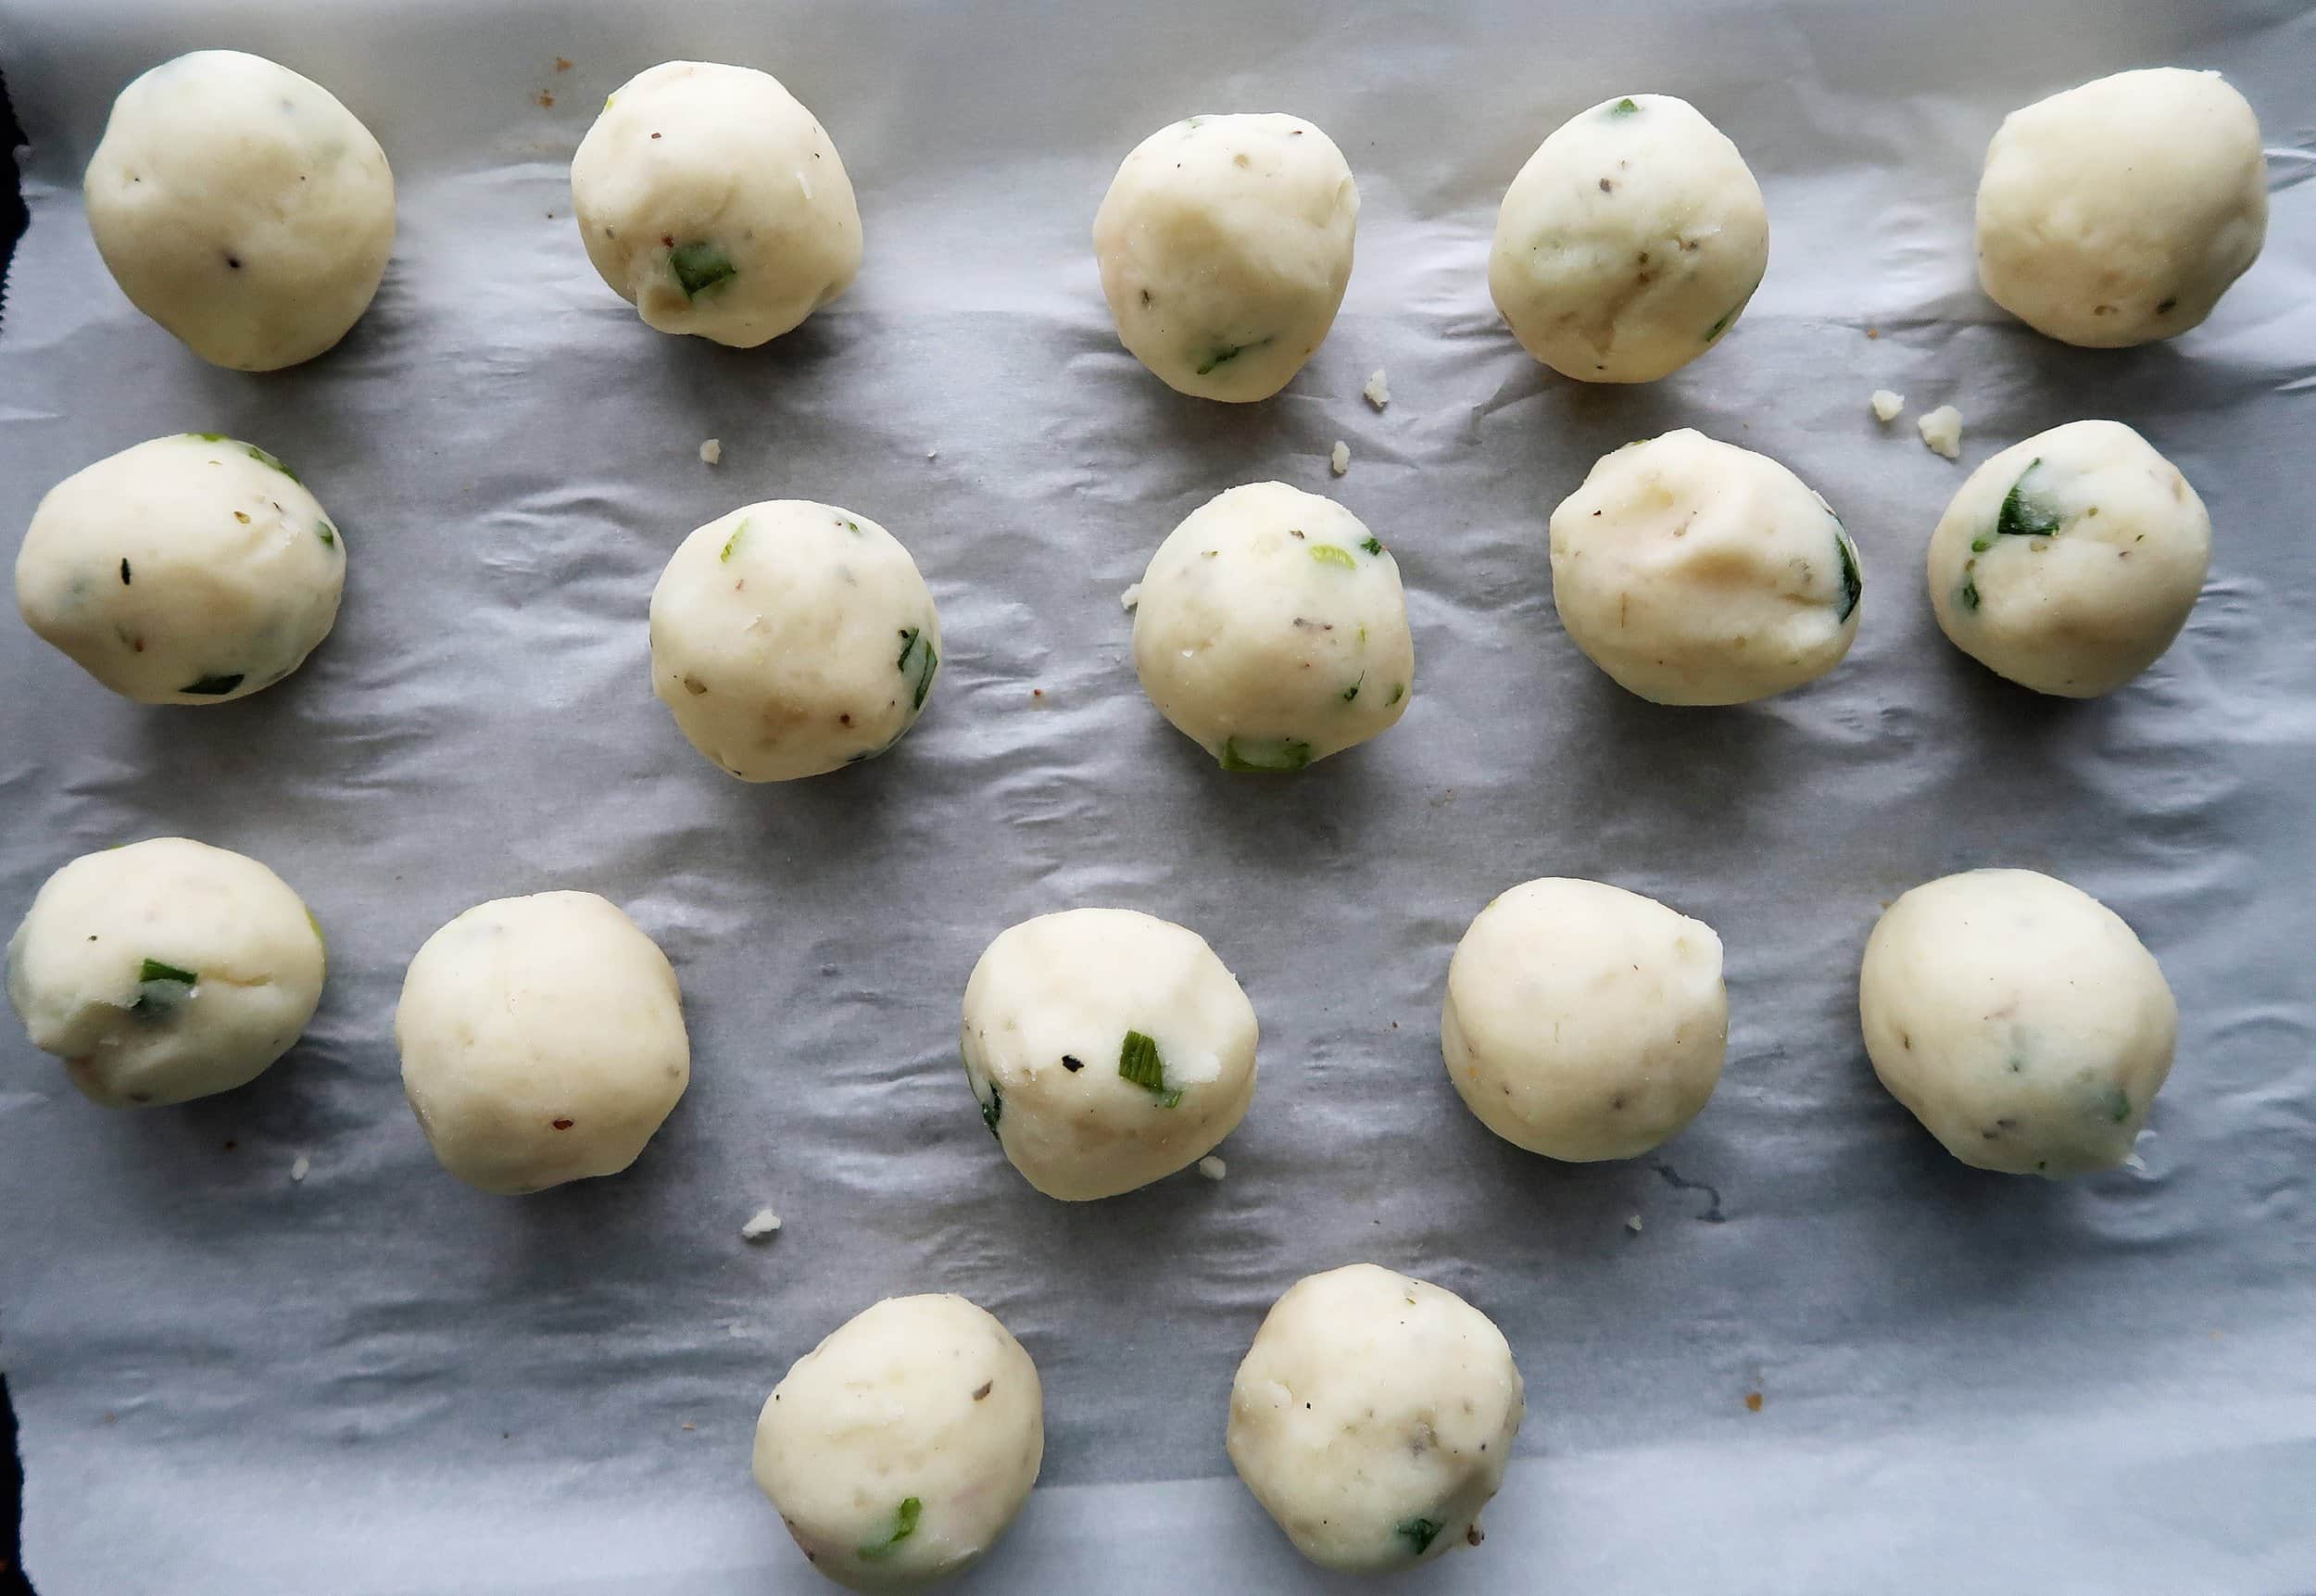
[1309, 544, 1357, 570]
[181, 673, 245, 697]
[1959, 574, 1981, 611]
[898, 628, 938, 711]
[720, 519, 749, 561]
[1609, 98, 1640, 117]
[856, 1497, 922, 1562]
[1118, 1030, 1181, 1105]
[2107, 1088, 2132, 1125]
[245, 444, 300, 483]
[1360, 536, 1383, 556]
[139, 959, 196, 987]
[1341, 675, 1362, 703]
[1834, 529, 1862, 622]
[318, 520, 337, 548]
[979, 1077, 1001, 1137]
[1218, 736, 1313, 773]
[188, 432, 229, 443]
[1386, 683, 1405, 708]
[1194, 336, 1270, 376]
[1970, 537, 1992, 553]
[1995, 459, 2064, 541]
[842, 518, 862, 534]
[1396, 1516, 1444, 1555]
[670, 241, 736, 298]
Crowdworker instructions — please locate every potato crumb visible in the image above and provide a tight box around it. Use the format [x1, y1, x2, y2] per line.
[1625, 1213, 1643, 1233]
[1869, 390, 1905, 423]
[289, 1154, 310, 1184]
[1363, 369, 1390, 408]
[1197, 1155, 1227, 1181]
[740, 1208, 782, 1241]
[698, 438, 722, 466]
[1120, 582, 1142, 611]
[1918, 405, 1963, 460]
[1329, 440, 1351, 476]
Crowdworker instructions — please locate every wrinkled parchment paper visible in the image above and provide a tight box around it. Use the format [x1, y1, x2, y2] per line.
[4, 1, 2314, 1590]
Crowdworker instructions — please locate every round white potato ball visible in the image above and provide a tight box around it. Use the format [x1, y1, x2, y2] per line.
[961, 908, 1257, 1200]
[1490, 94, 1768, 383]
[1093, 114, 1358, 402]
[1443, 878, 1727, 1161]
[1228, 1264, 1524, 1572]
[83, 51, 394, 371]
[396, 892, 688, 1195]
[753, 1294, 1043, 1592]
[1928, 420, 2209, 697]
[1976, 69, 2266, 348]
[1860, 869, 2177, 1178]
[6, 837, 324, 1108]
[649, 501, 940, 782]
[573, 61, 862, 348]
[16, 433, 346, 705]
[1549, 429, 1862, 705]
[1132, 483, 1414, 772]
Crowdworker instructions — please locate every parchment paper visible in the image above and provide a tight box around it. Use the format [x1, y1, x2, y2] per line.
[3, 2, 2313, 1591]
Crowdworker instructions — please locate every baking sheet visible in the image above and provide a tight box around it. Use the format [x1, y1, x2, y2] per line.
[4, 1, 2315, 1590]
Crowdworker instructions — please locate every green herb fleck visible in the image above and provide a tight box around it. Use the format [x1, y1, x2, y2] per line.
[139, 959, 196, 987]
[1194, 336, 1271, 376]
[1970, 537, 1992, 553]
[670, 241, 736, 298]
[1396, 1516, 1444, 1556]
[1959, 575, 1981, 611]
[842, 519, 861, 534]
[1995, 459, 2064, 541]
[188, 432, 229, 443]
[1360, 536, 1383, 556]
[1386, 683, 1405, 707]
[979, 1077, 1002, 1137]
[1118, 1030, 1182, 1106]
[1608, 97, 1640, 117]
[245, 444, 300, 484]
[2107, 1088, 2132, 1125]
[1833, 529, 1862, 622]
[1704, 272, 1765, 344]
[181, 673, 245, 697]
[1218, 736, 1313, 773]
[856, 1497, 922, 1562]
[1309, 543, 1357, 570]
[318, 519, 337, 548]
[720, 519, 749, 561]
[1341, 675, 1363, 703]
[897, 627, 938, 711]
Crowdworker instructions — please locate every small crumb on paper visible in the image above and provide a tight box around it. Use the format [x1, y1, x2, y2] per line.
[1329, 440, 1351, 476]
[1625, 1213, 1644, 1233]
[1363, 369, 1391, 408]
[925, 446, 938, 460]
[1030, 687, 1052, 707]
[1869, 389, 1905, 423]
[1743, 1390, 1765, 1413]
[289, 1154, 310, 1184]
[698, 438, 722, 466]
[740, 1208, 782, 1241]
[1197, 1155, 1227, 1181]
[1120, 582, 1142, 611]
[1918, 405, 1963, 459]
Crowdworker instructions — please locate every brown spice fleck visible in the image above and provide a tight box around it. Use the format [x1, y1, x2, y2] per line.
[1744, 1391, 1764, 1413]
[972, 1381, 993, 1401]
[1866, 326, 1880, 339]
[554, 57, 573, 71]
[537, 92, 555, 108]
[551, 1118, 574, 1130]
